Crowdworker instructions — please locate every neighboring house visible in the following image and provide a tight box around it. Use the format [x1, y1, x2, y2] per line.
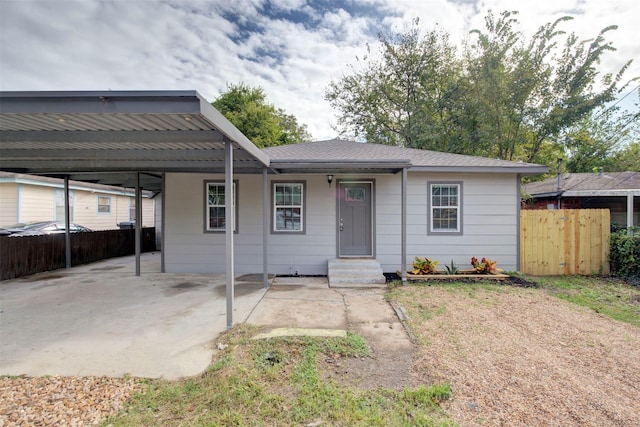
[162, 139, 546, 275]
[0, 172, 155, 229]
[523, 171, 639, 228]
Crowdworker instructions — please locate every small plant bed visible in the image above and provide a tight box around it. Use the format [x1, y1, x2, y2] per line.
[406, 256, 507, 280]
[406, 270, 510, 280]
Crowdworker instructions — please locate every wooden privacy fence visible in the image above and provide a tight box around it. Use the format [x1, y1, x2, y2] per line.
[520, 209, 610, 275]
[0, 228, 156, 281]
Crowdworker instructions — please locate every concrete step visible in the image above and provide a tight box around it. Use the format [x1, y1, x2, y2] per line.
[328, 259, 383, 269]
[328, 258, 386, 288]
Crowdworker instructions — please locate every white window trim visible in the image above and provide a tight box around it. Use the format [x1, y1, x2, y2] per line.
[97, 195, 111, 214]
[128, 197, 136, 222]
[427, 181, 463, 235]
[272, 181, 306, 234]
[204, 181, 238, 233]
[54, 188, 74, 221]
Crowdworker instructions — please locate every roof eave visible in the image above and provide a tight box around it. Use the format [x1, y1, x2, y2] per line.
[562, 189, 640, 197]
[409, 165, 549, 175]
[271, 159, 411, 171]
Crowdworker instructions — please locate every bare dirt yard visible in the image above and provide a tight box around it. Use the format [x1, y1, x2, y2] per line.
[390, 280, 640, 426]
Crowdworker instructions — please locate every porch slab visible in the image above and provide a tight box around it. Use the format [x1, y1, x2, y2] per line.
[246, 276, 347, 330]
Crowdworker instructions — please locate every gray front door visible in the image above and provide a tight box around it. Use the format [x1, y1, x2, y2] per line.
[338, 181, 373, 256]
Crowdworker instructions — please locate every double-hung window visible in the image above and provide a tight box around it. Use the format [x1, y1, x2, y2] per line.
[205, 181, 237, 232]
[54, 189, 74, 221]
[97, 196, 111, 214]
[428, 182, 462, 235]
[273, 182, 304, 233]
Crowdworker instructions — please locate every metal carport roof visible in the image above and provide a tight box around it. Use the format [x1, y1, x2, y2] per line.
[0, 90, 271, 191]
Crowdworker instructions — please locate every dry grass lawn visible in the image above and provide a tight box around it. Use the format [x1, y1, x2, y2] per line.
[390, 281, 640, 426]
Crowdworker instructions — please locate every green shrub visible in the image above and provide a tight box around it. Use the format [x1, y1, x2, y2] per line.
[610, 227, 640, 282]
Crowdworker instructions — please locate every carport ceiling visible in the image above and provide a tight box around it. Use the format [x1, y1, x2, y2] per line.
[0, 91, 270, 192]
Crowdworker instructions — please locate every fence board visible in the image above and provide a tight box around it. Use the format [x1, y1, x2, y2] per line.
[0, 228, 156, 280]
[520, 209, 610, 275]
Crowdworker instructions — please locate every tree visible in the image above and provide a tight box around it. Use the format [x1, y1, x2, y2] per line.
[213, 83, 311, 148]
[325, 11, 635, 165]
[564, 104, 640, 172]
[466, 11, 632, 163]
[609, 141, 640, 171]
[325, 20, 464, 151]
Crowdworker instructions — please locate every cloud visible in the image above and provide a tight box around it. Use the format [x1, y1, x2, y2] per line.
[1, 0, 637, 140]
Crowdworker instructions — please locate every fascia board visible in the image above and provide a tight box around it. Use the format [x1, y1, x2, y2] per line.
[563, 189, 640, 197]
[409, 166, 549, 175]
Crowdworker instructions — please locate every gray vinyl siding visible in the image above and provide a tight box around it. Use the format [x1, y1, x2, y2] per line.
[164, 173, 336, 275]
[390, 172, 518, 272]
[163, 171, 520, 275]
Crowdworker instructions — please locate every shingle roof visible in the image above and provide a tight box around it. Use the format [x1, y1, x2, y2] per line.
[263, 139, 547, 174]
[525, 171, 640, 195]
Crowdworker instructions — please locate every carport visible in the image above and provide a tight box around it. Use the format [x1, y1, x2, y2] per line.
[0, 90, 271, 328]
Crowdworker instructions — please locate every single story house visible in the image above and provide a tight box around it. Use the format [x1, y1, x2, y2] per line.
[0, 90, 547, 325]
[0, 171, 155, 230]
[162, 139, 546, 276]
[523, 171, 639, 228]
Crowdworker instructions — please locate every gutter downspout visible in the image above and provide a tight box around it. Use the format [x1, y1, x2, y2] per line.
[628, 193, 634, 229]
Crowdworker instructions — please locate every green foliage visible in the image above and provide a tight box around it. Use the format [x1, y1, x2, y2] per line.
[608, 141, 640, 172]
[412, 256, 439, 274]
[444, 260, 459, 275]
[106, 327, 453, 426]
[402, 383, 452, 406]
[324, 331, 372, 357]
[325, 19, 463, 151]
[326, 10, 635, 166]
[535, 275, 640, 325]
[564, 105, 640, 173]
[213, 82, 311, 147]
[610, 227, 640, 281]
[470, 257, 497, 274]
[465, 11, 632, 163]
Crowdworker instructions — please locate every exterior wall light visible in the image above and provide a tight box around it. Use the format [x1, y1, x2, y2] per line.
[327, 174, 333, 187]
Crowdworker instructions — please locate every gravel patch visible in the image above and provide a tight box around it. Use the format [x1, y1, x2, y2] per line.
[0, 376, 141, 426]
[399, 286, 640, 426]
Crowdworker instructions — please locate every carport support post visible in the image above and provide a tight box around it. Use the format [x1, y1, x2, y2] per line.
[135, 173, 142, 276]
[64, 176, 71, 269]
[628, 193, 634, 229]
[400, 168, 407, 283]
[262, 167, 269, 288]
[225, 141, 235, 329]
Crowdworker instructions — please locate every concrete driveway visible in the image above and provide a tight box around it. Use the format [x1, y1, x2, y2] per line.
[0, 252, 268, 379]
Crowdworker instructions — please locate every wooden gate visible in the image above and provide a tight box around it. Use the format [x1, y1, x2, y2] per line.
[520, 209, 610, 275]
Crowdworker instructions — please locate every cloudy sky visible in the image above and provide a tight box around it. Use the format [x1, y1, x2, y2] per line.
[1, 0, 638, 140]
